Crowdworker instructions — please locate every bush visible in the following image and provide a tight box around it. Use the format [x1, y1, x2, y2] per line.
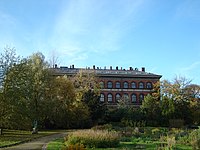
[65, 129, 120, 148]
[64, 144, 85, 150]
[169, 119, 184, 128]
[189, 129, 200, 150]
[91, 124, 112, 131]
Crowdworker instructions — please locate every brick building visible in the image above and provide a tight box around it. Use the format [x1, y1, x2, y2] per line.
[52, 65, 162, 106]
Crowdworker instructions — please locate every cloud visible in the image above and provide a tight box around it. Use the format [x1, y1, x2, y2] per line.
[0, 11, 16, 26]
[48, 0, 146, 62]
[178, 61, 200, 84]
[181, 61, 200, 72]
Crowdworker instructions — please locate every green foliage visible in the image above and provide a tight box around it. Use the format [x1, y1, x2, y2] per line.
[65, 129, 120, 148]
[141, 94, 161, 126]
[47, 138, 65, 150]
[92, 124, 113, 131]
[64, 143, 85, 150]
[82, 90, 106, 125]
[169, 119, 184, 128]
[189, 128, 200, 150]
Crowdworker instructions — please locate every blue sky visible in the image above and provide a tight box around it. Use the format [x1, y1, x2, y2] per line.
[0, 0, 200, 84]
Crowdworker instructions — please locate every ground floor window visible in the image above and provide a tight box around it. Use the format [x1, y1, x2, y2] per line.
[100, 93, 105, 102]
[131, 94, 137, 103]
[107, 93, 113, 103]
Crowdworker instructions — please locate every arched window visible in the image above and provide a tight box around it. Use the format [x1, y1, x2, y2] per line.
[99, 81, 104, 89]
[131, 82, 136, 88]
[146, 82, 152, 89]
[139, 82, 144, 89]
[115, 93, 121, 102]
[139, 94, 144, 103]
[107, 81, 112, 88]
[100, 93, 105, 102]
[107, 93, 113, 102]
[131, 94, 137, 103]
[123, 81, 129, 88]
[123, 93, 129, 103]
[116, 82, 120, 88]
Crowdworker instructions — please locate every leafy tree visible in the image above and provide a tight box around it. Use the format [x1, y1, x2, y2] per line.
[82, 90, 106, 126]
[0, 47, 20, 134]
[43, 75, 77, 128]
[141, 94, 161, 126]
[160, 77, 195, 125]
[1, 52, 51, 131]
[186, 84, 200, 124]
[72, 70, 104, 126]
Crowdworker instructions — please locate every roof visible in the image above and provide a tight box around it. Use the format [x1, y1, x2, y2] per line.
[51, 66, 162, 79]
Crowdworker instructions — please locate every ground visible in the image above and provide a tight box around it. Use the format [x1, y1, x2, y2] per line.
[1, 132, 67, 150]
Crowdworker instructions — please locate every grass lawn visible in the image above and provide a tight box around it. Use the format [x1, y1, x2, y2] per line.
[47, 138, 65, 150]
[0, 129, 60, 148]
[47, 138, 192, 150]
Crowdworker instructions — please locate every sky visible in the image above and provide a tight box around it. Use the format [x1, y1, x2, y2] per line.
[0, 0, 200, 84]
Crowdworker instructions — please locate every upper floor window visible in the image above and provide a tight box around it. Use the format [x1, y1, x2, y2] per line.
[100, 93, 105, 102]
[131, 94, 137, 103]
[107, 81, 112, 88]
[131, 82, 136, 88]
[139, 82, 144, 89]
[146, 82, 152, 89]
[115, 93, 121, 102]
[123, 81, 129, 88]
[99, 81, 104, 89]
[116, 82, 121, 88]
[107, 93, 113, 102]
[139, 94, 144, 103]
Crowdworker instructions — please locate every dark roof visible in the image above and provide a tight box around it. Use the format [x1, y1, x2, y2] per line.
[52, 67, 162, 79]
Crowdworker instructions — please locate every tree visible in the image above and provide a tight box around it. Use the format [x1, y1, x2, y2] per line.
[141, 94, 161, 126]
[43, 75, 77, 128]
[160, 77, 195, 125]
[2, 52, 51, 131]
[82, 90, 106, 126]
[0, 47, 20, 134]
[26, 52, 50, 132]
[72, 70, 105, 126]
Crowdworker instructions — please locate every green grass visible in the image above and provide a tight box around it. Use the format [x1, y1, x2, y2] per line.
[0, 129, 59, 148]
[47, 137, 193, 150]
[47, 138, 65, 150]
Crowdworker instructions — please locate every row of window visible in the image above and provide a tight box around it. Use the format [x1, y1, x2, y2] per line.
[100, 81, 152, 89]
[100, 93, 145, 103]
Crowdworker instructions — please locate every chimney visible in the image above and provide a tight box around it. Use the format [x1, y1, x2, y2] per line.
[110, 66, 112, 70]
[142, 67, 145, 72]
[116, 66, 118, 70]
[72, 64, 74, 69]
[55, 64, 57, 68]
[93, 65, 95, 70]
[130, 67, 133, 70]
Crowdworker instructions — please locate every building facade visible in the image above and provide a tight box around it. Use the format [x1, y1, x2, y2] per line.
[52, 65, 162, 106]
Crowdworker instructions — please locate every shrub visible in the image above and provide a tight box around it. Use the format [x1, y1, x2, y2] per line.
[65, 129, 120, 148]
[64, 144, 85, 150]
[91, 124, 112, 131]
[169, 119, 184, 128]
[189, 129, 200, 150]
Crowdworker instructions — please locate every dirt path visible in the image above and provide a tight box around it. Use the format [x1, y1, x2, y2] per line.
[1, 132, 67, 150]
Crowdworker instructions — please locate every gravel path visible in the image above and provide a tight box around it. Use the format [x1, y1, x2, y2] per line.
[1, 132, 67, 150]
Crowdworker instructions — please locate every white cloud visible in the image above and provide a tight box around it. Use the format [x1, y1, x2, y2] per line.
[178, 61, 200, 84]
[181, 61, 200, 72]
[0, 11, 17, 26]
[48, 0, 146, 61]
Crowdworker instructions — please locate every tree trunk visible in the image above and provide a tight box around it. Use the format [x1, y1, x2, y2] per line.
[0, 128, 3, 135]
